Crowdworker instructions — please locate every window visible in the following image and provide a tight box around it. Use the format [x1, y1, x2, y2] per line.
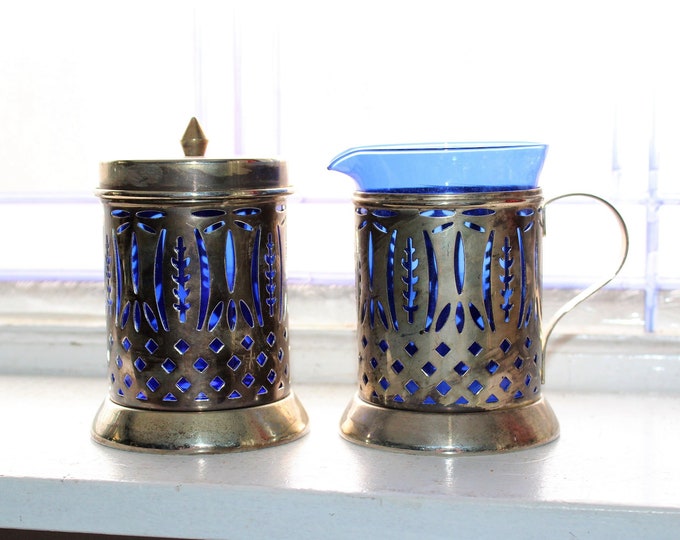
[1, 1, 677, 331]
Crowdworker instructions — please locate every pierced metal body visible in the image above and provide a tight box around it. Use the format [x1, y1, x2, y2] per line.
[340, 188, 628, 454]
[92, 159, 308, 453]
[341, 189, 558, 454]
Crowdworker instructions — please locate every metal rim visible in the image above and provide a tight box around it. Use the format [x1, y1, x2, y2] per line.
[96, 187, 292, 201]
[354, 188, 543, 208]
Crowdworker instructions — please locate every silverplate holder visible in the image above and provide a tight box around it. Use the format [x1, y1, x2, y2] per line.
[91, 119, 309, 453]
[340, 188, 628, 454]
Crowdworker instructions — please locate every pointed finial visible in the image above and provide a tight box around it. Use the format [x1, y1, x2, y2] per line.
[181, 117, 208, 157]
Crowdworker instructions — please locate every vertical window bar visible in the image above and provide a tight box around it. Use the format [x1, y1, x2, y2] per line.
[192, 7, 204, 122]
[645, 100, 660, 332]
[232, 4, 243, 155]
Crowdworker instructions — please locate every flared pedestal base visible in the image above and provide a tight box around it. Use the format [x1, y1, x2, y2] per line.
[92, 392, 309, 454]
[340, 393, 559, 455]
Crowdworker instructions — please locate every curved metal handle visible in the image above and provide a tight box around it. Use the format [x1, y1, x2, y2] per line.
[541, 193, 629, 382]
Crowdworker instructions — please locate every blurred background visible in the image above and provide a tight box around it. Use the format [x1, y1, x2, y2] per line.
[0, 0, 677, 330]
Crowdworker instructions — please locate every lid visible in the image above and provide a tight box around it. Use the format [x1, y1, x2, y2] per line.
[98, 118, 289, 199]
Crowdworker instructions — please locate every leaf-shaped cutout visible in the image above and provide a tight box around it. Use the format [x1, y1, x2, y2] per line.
[454, 231, 465, 294]
[234, 207, 261, 216]
[116, 223, 130, 234]
[455, 302, 465, 333]
[225, 230, 236, 293]
[120, 301, 130, 329]
[423, 230, 438, 332]
[464, 221, 485, 232]
[208, 301, 224, 332]
[111, 209, 129, 217]
[367, 231, 374, 289]
[143, 302, 159, 332]
[133, 300, 141, 332]
[194, 229, 211, 330]
[137, 222, 156, 234]
[130, 232, 139, 294]
[227, 299, 237, 331]
[420, 209, 454, 217]
[469, 302, 485, 330]
[136, 210, 166, 219]
[462, 208, 495, 216]
[154, 229, 169, 331]
[386, 229, 399, 331]
[432, 222, 454, 234]
[235, 220, 254, 231]
[204, 221, 225, 234]
[192, 209, 226, 217]
[372, 209, 397, 217]
[435, 303, 451, 332]
[240, 300, 254, 328]
[376, 300, 389, 329]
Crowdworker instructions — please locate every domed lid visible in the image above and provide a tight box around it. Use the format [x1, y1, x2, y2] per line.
[98, 118, 289, 199]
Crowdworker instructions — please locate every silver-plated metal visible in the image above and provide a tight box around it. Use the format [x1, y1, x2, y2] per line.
[181, 117, 209, 157]
[540, 192, 629, 382]
[340, 392, 558, 455]
[92, 391, 308, 454]
[92, 156, 308, 452]
[340, 188, 626, 454]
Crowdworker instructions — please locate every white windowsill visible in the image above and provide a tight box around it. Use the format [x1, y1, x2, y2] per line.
[1, 283, 679, 538]
[0, 379, 679, 539]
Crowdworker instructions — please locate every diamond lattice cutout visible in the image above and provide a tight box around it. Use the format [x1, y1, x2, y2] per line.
[468, 342, 483, 356]
[454, 361, 469, 376]
[435, 342, 451, 357]
[210, 376, 225, 391]
[405, 379, 420, 394]
[421, 361, 437, 376]
[161, 358, 176, 373]
[436, 380, 452, 395]
[176, 377, 191, 392]
[404, 342, 418, 357]
[144, 339, 158, 354]
[134, 357, 146, 372]
[227, 355, 242, 371]
[209, 338, 224, 353]
[193, 357, 209, 372]
[486, 360, 500, 374]
[174, 339, 190, 355]
[468, 379, 484, 395]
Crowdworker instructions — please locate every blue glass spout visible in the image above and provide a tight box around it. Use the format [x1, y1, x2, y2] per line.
[328, 142, 547, 193]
